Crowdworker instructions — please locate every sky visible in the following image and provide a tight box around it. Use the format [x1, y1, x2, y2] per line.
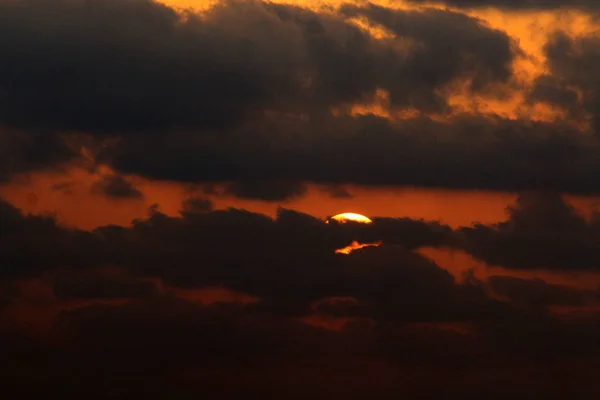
[3, 0, 600, 397]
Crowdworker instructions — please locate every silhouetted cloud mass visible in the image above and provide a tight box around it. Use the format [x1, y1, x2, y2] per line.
[2, 193, 600, 396]
[1, 0, 600, 194]
[460, 192, 600, 270]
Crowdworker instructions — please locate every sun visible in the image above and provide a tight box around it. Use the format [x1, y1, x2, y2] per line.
[327, 212, 373, 224]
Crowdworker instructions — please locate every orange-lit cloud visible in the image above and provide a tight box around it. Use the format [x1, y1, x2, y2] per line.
[335, 240, 382, 254]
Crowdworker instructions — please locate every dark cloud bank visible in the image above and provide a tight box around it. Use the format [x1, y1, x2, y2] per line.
[3, 192, 600, 397]
[1, 0, 600, 196]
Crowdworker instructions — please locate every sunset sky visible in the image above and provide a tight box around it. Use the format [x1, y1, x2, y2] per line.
[3, 0, 600, 397]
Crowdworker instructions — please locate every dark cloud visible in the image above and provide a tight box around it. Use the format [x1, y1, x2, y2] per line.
[1, 0, 600, 197]
[50, 181, 76, 195]
[0, 0, 540, 194]
[0, 195, 470, 320]
[90, 174, 143, 199]
[106, 113, 600, 194]
[460, 191, 600, 270]
[0, 282, 19, 309]
[321, 184, 353, 198]
[530, 31, 600, 134]
[179, 196, 213, 217]
[224, 180, 308, 202]
[487, 275, 593, 308]
[0, 198, 103, 277]
[3, 195, 600, 396]
[89, 204, 466, 318]
[340, 3, 517, 99]
[527, 75, 581, 120]
[4, 0, 600, 197]
[0, 0, 266, 132]
[0, 129, 74, 181]
[0, 0, 515, 133]
[52, 269, 158, 300]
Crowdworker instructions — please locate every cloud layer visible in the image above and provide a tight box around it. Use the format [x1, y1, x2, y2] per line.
[3, 192, 600, 396]
[4, 0, 600, 194]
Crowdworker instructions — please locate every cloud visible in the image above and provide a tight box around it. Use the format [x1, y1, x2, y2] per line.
[0, 195, 475, 319]
[224, 180, 308, 202]
[460, 191, 600, 270]
[3, 0, 600, 196]
[404, 0, 600, 11]
[0, 0, 270, 133]
[526, 75, 582, 120]
[3, 194, 600, 396]
[52, 268, 158, 300]
[106, 113, 600, 194]
[340, 3, 517, 100]
[487, 275, 594, 308]
[0, 0, 548, 195]
[0, 198, 103, 277]
[321, 184, 353, 199]
[90, 174, 143, 199]
[3, 0, 510, 132]
[179, 196, 213, 217]
[0, 129, 74, 180]
[530, 31, 600, 133]
[50, 181, 76, 195]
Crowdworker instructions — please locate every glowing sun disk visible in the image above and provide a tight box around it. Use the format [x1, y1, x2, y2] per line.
[329, 213, 373, 224]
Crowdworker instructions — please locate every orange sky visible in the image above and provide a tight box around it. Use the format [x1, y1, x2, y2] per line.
[2, 166, 599, 230]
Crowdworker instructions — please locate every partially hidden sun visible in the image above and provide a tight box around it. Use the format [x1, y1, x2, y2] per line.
[327, 212, 373, 224]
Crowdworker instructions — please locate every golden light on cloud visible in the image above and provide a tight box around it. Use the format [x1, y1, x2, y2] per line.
[328, 212, 373, 224]
[335, 240, 382, 255]
[158, 0, 600, 124]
